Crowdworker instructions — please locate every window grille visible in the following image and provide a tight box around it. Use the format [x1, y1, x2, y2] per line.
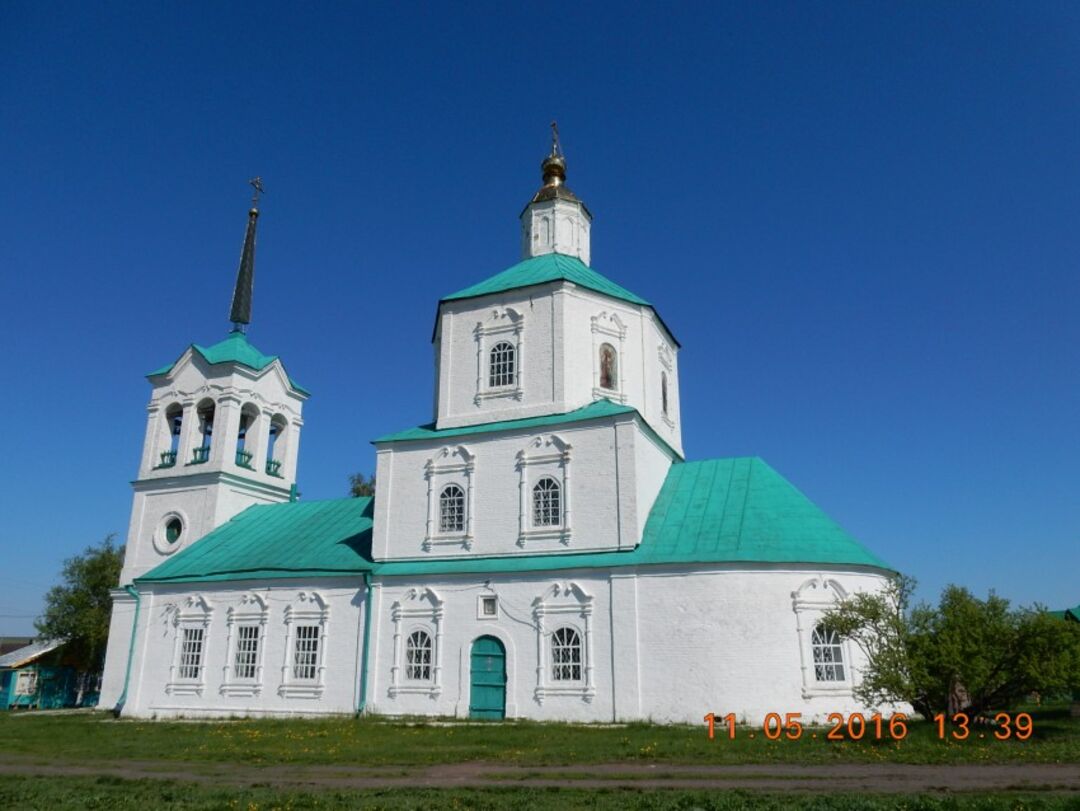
[489, 341, 516, 388]
[599, 343, 618, 390]
[532, 477, 561, 527]
[178, 627, 205, 680]
[812, 625, 846, 682]
[405, 630, 433, 681]
[292, 625, 320, 680]
[233, 625, 260, 679]
[439, 484, 466, 533]
[551, 627, 582, 681]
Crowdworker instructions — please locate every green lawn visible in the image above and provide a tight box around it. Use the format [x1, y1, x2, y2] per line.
[0, 777, 1075, 811]
[0, 704, 1076, 766]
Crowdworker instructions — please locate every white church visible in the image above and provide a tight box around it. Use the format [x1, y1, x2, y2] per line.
[98, 136, 896, 724]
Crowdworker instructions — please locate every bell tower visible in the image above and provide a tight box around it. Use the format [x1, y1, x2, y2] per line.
[118, 180, 310, 583]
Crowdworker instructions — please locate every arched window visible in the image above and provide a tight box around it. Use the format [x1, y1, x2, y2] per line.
[236, 405, 258, 469]
[811, 625, 845, 682]
[661, 372, 669, 417]
[551, 627, 582, 681]
[599, 343, 617, 390]
[193, 399, 215, 463]
[532, 477, 561, 527]
[266, 415, 287, 476]
[158, 404, 183, 467]
[438, 484, 465, 533]
[405, 630, 433, 681]
[489, 341, 516, 388]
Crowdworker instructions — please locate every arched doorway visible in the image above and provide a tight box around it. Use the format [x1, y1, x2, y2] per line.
[469, 635, 506, 720]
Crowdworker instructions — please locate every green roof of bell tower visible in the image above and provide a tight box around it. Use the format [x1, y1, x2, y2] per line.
[147, 331, 310, 396]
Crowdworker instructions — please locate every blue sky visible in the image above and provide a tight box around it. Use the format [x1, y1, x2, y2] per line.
[1, 3, 1078, 635]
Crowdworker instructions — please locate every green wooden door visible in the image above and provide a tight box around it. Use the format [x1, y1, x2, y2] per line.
[469, 636, 506, 720]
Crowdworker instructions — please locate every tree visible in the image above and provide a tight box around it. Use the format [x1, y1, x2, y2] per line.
[35, 535, 123, 672]
[824, 578, 1080, 718]
[348, 472, 376, 497]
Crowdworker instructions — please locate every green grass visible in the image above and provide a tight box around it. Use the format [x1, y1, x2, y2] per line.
[0, 705, 1076, 767]
[0, 776, 1076, 811]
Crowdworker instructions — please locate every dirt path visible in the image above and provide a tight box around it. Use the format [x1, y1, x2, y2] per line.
[1, 755, 1078, 792]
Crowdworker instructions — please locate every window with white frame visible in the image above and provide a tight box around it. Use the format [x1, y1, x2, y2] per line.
[516, 434, 572, 547]
[279, 591, 329, 698]
[590, 311, 627, 403]
[292, 625, 320, 680]
[389, 588, 444, 698]
[488, 341, 516, 388]
[221, 593, 269, 696]
[532, 477, 562, 527]
[474, 307, 524, 404]
[405, 630, 433, 681]
[439, 484, 465, 533]
[791, 577, 852, 697]
[166, 595, 213, 696]
[812, 625, 846, 682]
[233, 626, 260, 679]
[551, 627, 583, 681]
[424, 445, 475, 551]
[532, 582, 595, 703]
[179, 628, 204, 679]
[657, 342, 676, 427]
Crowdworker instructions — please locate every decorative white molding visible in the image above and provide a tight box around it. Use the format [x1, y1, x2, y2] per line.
[220, 593, 269, 697]
[515, 434, 572, 547]
[791, 577, 853, 698]
[389, 588, 445, 698]
[423, 445, 476, 551]
[278, 591, 329, 699]
[474, 307, 524, 405]
[591, 311, 628, 404]
[657, 342, 674, 372]
[532, 582, 596, 703]
[165, 595, 213, 696]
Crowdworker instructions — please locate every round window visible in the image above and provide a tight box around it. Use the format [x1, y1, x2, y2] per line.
[165, 517, 183, 544]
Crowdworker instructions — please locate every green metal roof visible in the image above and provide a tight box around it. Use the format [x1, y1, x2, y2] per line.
[373, 399, 639, 444]
[148, 331, 310, 396]
[136, 497, 373, 584]
[138, 457, 889, 586]
[442, 253, 650, 307]
[377, 457, 890, 576]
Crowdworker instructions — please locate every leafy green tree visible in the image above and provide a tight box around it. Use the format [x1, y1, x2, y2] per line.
[348, 472, 376, 497]
[35, 535, 123, 672]
[824, 578, 1080, 718]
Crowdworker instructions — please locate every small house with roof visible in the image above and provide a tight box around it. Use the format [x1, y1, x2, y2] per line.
[98, 137, 899, 723]
[0, 640, 82, 710]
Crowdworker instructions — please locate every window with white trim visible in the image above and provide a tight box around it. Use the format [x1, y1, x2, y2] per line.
[551, 627, 583, 682]
[424, 446, 475, 551]
[292, 625, 320, 680]
[791, 577, 852, 697]
[279, 591, 329, 698]
[474, 307, 524, 404]
[516, 434, 572, 547]
[532, 582, 595, 703]
[532, 477, 562, 527]
[438, 484, 465, 533]
[166, 595, 213, 696]
[179, 628, 204, 679]
[488, 341, 516, 388]
[14, 670, 38, 696]
[812, 625, 846, 682]
[233, 626, 260, 679]
[221, 593, 269, 696]
[405, 630, 433, 681]
[590, 311, 628, 403]
[389, 588, 444, 698]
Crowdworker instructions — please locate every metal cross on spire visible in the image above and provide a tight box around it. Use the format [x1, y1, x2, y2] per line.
[249, 176, 264, 209]
[550, 120, 562, 157]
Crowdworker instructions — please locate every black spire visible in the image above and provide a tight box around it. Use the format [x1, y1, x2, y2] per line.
[229, 177, 263, 332]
